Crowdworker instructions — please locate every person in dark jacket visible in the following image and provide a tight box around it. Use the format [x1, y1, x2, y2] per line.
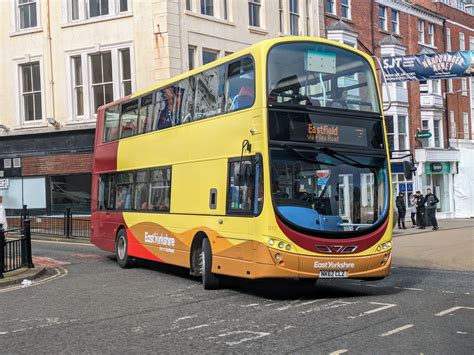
[415, 191, 426, 229]
[424, 188, 439, 230]
[395, 192, 407, 229]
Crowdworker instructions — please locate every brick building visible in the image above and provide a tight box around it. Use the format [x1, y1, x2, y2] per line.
[324, 0, 473, 218]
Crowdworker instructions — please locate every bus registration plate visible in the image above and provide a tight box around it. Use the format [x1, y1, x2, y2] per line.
[319, 270, 348, 278]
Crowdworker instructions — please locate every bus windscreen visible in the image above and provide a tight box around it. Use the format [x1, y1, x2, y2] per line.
[267, 42, 381, 114]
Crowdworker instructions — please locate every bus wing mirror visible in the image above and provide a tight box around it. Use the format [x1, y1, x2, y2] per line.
[403, 161, 416, 180]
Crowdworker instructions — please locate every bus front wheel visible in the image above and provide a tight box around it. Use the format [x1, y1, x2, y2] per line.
[115, 229, 135, 268]
[202, 238, 220, 290]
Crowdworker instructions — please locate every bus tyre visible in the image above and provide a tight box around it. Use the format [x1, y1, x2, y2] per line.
[115, 229, 135, 268]
[202, 238, 220, 290]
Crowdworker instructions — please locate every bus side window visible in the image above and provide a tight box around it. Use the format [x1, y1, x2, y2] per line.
[149, 168, 171, 212]
[195, 66, 225, 120]
[134, 170, 150, 210]
[154, 88, 175, 130]
[116, 172, 134, 210]
[226, 57, 255, 112]
[227, 159, 256, 214]
[178, 77, 195, 124]
[103, 106, 120, 142]
[120, 99, 139, 138]
[138, 94, 154, 134]
[107, 174, 116, 210]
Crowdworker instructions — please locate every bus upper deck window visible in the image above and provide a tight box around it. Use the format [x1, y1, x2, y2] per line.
[104, 106, 120, 142]
[120, 99, 139, 138]
[226, 57, 255, 112]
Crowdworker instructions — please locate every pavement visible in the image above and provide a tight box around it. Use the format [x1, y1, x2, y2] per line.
[1, 218, 472, 287]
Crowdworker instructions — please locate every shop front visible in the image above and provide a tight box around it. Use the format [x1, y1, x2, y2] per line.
[414, 149, 459, 219]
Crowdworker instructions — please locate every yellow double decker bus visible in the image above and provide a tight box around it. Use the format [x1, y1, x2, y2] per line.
[91, 37, 393, 289]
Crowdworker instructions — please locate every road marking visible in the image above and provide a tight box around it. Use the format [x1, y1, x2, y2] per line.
[32, 239, 92, 246]
[441, 290, 455, 294]
[457, 331, 467, 335]
[329, 349, 348, 355]
[300, 300, 356, 315]
[402, 287, 424, 291]
[241, 303, 259, 308]
[0, 267, 68, 294]
[216, 330, 270, 346]
[348, 302, 396, 319]
[435, 306, 474, 317]
[379, 324, 414, 337]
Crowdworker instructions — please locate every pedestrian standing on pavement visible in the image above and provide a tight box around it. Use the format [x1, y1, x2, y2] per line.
[424, 188, 439, 230]
[0, 195, 7, 231]
[395, 192, 407, 229]
[409, 194, 417, 228]
[415, 191, 426, 229]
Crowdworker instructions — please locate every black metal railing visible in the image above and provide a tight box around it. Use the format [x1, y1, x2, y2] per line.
[6, 206, 90, 239]
[0, 220, 34, 278]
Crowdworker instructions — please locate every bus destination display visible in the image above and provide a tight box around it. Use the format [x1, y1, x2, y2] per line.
[306, 123, 367, 146]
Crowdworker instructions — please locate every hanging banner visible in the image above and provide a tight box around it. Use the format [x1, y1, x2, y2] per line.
[381, 50, 474, 82]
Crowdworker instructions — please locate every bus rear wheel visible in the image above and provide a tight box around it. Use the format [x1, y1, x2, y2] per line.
[115, 229, 135, 268]
[202, 238, 220, 290]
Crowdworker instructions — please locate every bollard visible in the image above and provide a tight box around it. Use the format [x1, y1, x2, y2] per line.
[65, 208, 71, 239]
[0, 224, 5, 278]
[23, 220, 34, 268]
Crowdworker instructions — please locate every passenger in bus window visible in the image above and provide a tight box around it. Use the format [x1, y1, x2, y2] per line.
[230, 86, 254, 110]
[157, 89, 174, 129]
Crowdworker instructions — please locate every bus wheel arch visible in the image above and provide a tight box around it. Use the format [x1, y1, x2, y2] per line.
[115, 227, 135, 268]
[189, 232, 206, 277]
[189, 232, 220, 289]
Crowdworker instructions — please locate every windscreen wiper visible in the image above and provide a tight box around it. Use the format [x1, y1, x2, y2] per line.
[280, 144, 336, 166]
[319, 147, 377, 169]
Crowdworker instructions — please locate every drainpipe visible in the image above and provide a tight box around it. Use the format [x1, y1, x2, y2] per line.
[46, 0, 56, 120]
[442, 19, 450, 149]
[370, 0, 375, 54]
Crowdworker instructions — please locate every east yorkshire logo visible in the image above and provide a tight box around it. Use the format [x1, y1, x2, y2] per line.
[314, 261, 355, 269]
[144, 232, 175, 247]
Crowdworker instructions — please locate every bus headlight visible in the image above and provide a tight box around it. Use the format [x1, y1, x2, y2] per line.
[376, 241, 392, 253]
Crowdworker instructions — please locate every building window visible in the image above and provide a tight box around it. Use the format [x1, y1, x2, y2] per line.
[448, 78, 453, 93]
[249, 0, 261, 27]
[69, 0, 80, 21]
[119, 0, 128, 12]
[434, 119, 441, 147]
[20, 62, 42, 122]
[72, 56, 84, 117]
[446, 28, 451, 51]
[223, 0, 228, 20]
[201, 0, 214, 16]
[341, 0, 350, 19]
[378, 6, 387, 31]
[421, 119, 430, 148]
[90, 52, 113, 112]
[428, 23, 434, 46]
[326, 0, 335, 15]
[17, 0, 38, 30]
[398, 115, 407, 150]
[391, 9, 399, 34]
[289, 0, 299, 36]
[385, 115, 394, 151]
[120, 49, 132, 97]
[449, 111, 456, 138]
[279, 0, 284, 32]
[418, 19, 424, 43]
[461, 78, 467, 95]
[89, 0, 109, 17]
[202, 49, 218, 65]
[463, 112, 469, 139]
[459, 32, 465, 50]
[188, 46, 196, 70]
[186, 0, 191, 11]
[305, 0, 310, 35]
